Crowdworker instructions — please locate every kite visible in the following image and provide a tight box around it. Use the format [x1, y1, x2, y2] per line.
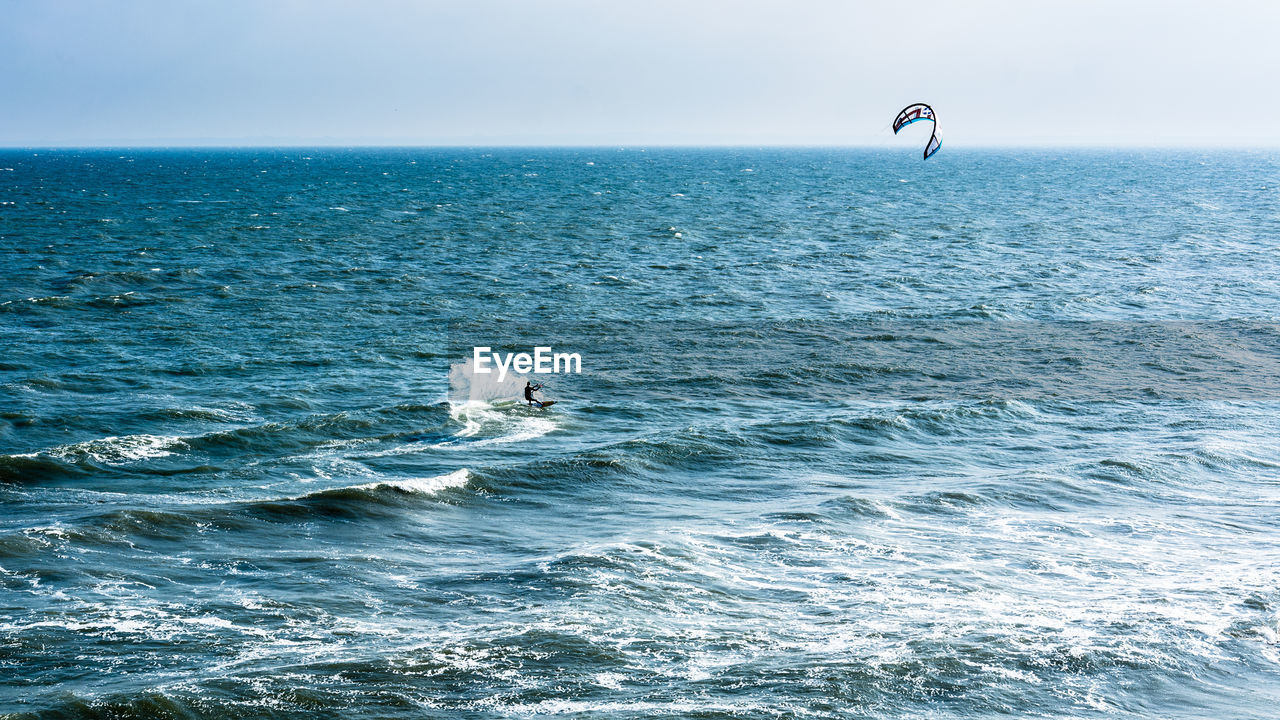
[892, 103, 941, 160]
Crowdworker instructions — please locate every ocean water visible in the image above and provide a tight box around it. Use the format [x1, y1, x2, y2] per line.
[1, 148, 1279, 719]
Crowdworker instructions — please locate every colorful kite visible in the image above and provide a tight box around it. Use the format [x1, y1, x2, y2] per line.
[893, 103, 942, 160]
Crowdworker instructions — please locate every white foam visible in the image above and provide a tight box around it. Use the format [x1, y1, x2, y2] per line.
[349, 468, 470, 495]
[431, 401, 557, 450]
[463, 416, 555, 447]
[593, 672, 623, 689]
[48, 434, 185, 464]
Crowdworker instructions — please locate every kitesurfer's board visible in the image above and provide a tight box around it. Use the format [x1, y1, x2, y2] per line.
[537, 401, 556, 408]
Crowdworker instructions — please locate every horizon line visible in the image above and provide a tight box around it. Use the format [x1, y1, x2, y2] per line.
[4, 143, 1280, 152]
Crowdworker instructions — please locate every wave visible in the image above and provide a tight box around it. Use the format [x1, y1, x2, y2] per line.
[8, 692, 204, 719]
[0, 294, 74, 310]
[0, 469, 474, 554]
[21, 410, 399, 463]
[58, 268, 167, 293]
[49, 434, 186, 464]
[0, 400, 494, 490]
[0, 434, 188, 484]
[295, 468, 470, 501]
[135, 403, 260, 424]
[0, 452, 89, 484]
[242, 469, 473, 522]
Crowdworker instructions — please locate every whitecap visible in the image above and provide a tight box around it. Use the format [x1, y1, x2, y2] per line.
[47, 434, 186, 464]
[347, 468, 470, 495]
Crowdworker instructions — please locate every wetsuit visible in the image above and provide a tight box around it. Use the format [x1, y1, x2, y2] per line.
[524, 383, 541, 406]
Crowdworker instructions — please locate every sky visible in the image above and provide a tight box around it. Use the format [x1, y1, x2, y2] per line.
[2, 0, 1278, 147]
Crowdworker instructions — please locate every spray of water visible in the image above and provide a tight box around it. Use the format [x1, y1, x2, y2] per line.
[444, 359, 555, 444]
[448, 358, 529, 407]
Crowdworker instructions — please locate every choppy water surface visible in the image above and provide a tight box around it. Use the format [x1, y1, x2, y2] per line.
[2, 149, 1279, 718]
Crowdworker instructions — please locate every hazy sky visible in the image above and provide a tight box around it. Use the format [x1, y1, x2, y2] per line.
[3, 0, 1278, 147]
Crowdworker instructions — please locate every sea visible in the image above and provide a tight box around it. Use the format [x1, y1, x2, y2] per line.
[1, 148, 1278, 719]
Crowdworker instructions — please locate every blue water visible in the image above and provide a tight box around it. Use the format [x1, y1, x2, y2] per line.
[2, 148, 1279, 718]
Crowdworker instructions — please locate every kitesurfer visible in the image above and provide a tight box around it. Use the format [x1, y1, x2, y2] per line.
[524, 381, 543, 407]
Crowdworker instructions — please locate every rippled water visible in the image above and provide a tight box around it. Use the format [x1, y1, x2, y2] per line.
[2, 149, 1279, 718]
